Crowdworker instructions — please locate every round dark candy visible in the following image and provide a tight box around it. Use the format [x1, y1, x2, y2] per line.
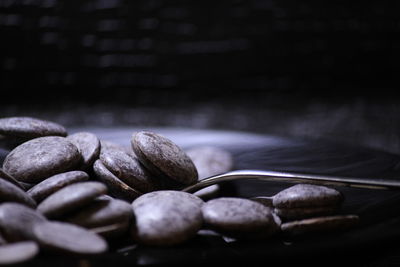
[27, 171, 89, 203]
[131, 131, 198, 186]
[131, 190, 203, 246]
[3, 136, 81, 183]
[37, 181, 107, 218]
[0, 117, 67, 139]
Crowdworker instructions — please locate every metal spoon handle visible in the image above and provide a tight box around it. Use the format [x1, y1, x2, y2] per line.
[182, 169, 400, 193]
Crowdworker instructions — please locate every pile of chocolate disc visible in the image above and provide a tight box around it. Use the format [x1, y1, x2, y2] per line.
[0, 117, 359, 265]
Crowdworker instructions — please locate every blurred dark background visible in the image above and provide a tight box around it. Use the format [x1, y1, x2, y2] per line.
[1, 0, 400, 153]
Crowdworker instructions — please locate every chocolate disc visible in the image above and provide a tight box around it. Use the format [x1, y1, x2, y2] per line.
[0, 117, 67, 138]
[0, 241, 39, 265]
[132, 190, 203, 246]
[0, 203, 47, 241]
[0, 178, 36, 208]
[3, 136, 81, 183]
[37, 181, 107, 218]
[27, 171, 89, 203]
[33, 221, 108, 255]
[131, 131, 198, 186]
[67, 132, 100, 170]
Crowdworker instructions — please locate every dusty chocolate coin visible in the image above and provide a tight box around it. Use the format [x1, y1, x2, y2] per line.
[273, 184, 343, 208]
[93, 160, 142, 201]
[0, 178, 36, 207]
[0, 117, 67, 139]
[131, 131, 198, 186]
[67, 132, 100, 170]
[100, 148, 159, 193]
[0, 203, 47, 241]
[37, 181, 107, 218]
[0, 168, 24, 190]
[272, 184, 343, 220]
[27, 171, 89, 203]
[3, 136, 81, 183]
[187, 146, 234, 199]
[33, 221, 108, 255]
[281, 215, 359, 236]
[66, 196, 133, 228]
[202, 197, 280, 239]
[0, 241, 39, 265]
[131, 190, 204, 246]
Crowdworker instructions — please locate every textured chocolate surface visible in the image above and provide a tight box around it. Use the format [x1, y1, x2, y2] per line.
[3, 136, 81, 183]
[273, 184, 343, 209]
[0, 203, 47, 241]
[131, 190, 203, 246]
[67, 132, 100, 170]
[132, 131, 198, 185]
[33, 221, 108, 255]
[0, 178, 36, 208]
[202, 197, 280, 238]
[27, 171, 89, 203]
[66, 196, 133, 228]
[93, 160, 142, 202]
[0, 241, 39, 265]
[100, 148, 159, 193]
[0, 117, 67, 138]
[37, 181, 107, 218]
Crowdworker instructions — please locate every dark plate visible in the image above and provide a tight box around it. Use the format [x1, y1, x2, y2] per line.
[2, 127, 400, 266]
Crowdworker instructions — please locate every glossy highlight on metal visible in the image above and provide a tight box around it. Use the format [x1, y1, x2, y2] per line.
[182, 169, 400, 193]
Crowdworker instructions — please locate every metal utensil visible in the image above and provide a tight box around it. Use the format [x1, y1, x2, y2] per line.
[182, 169, 400, 193]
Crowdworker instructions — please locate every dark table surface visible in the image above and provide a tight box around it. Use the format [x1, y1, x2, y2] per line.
[2, 127, 400, 266]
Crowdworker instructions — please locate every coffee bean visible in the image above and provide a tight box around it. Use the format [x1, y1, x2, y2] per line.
[0, 178, 36, 207]
[273, 184, 343, 209]
[67, 132, 100, 170]
[27, 171, 89, 203]
[100, 148, 160, 193]
[0, 117, 67, 139]
[202, 197, 280, 239]
[131, 190, 203, 246]
[0, 241, 39, 265]
[281, 215, 359, 236]
[187, 146, 234, 199]
[33, 221, 108, 255]
[0, 167, 24, 190]
[66, 196, 133, 229]
[93, 160, 142, 201]
[3, 136, 82, 183]
[37, 181, 107, 219]
[0, 203, 47, 241]
[131, 131, 198, 186]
